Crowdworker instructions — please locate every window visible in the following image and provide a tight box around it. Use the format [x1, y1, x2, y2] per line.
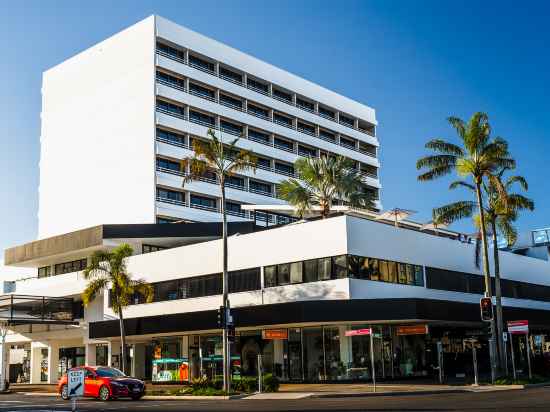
[275, 162, 294, 176]
[229, 268, 261, 292]
[190, 195, 216, 210]
[277, 263, 291, 285]
[219, 94, 242, 110]
[533, 229, 550, 245]
[247, 104, 270, 119]
[319, 129, 336, 142]
[274, 137, 294, 151]
[290, 262, 303, 284]
[188, 54, 215, 73]
[298, 145, 317, 158]
[157, 100, 185, 116]
[156, 71, 185, 89]
[379, 260, 389, 282]
[155, 279, 180, 301]
[225, 175, 244, 189]
[249, 180, 272, 194]
[332, 256, 348, 279]
[143, 244, 166, 254]
[273, 113, 293, 127]
[157, 129, 186, 146]
[247, 77, 269, 93]
[156, 216, 179, 224]
[220, 120, 242, 136]
[264, 266, 277, 288]
[156, 158, 180, 172]
[226, 202, 243, 216]
[157, 188, 184, 203]
[219, 67, 242, 83]
[318, 106, 335, 119]
[38, 266, 51, 278]
[340, 114, 355, 127]
[54, 259, 87, 275]
[318, 257, 332, 280]
[157, 42, 185, 60]
[189, 110, 215, 127]
[340, 136, 356, 150]
[248, 129, 270, 144]
[256, 157, 271, 169]
[297, 122, 315, 136]
[296, 98, 315, 112]
[273, 88, 292, 103]
[189, 82, 215, 100]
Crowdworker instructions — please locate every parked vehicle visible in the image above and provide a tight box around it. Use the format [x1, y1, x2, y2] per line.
[58, 366, 145, 401]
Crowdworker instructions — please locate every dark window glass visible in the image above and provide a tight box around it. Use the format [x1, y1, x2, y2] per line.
[189, 110, 215, 127]
[367, 258, 380, 281]
[297, 98, 315, 112]
[220, 120, 242, 135]
[229, 268, 261, 293]
[340, 114, 355, 127]
[157, 188, 184, 202]
[340, 136, 356, 149]
[274, 137, 293, 151]
[304, 259, 319, 283]
[319, 130, 336, 141]
[298, 145, 317, 157]
[249, 180, 272, 194]
[277, 263, 291, 285]
[188, 54, 215, 72]
[157, 42, 185, 60]
[155, 280, 180, 301]
[219, 94, 242, 109]
[225, 202, 243, 215]
[143, 244, 166, 254]
[54, 259, 87, 275]
[247, 78, 269, 93]
[332, 256, 348, 279]
[190, 195, 216, 209]
[38, 266, 51, 278]
[189, 83, 215, 99]
[157, 100, 185, 116]
[248, 129, 270, 143]
[157, 129, 185, 145]
[264, 266, 277, 288]
[318, 257, 332, 280]
[256, 157, 271, 169]
[387, 261, 398, 283]
[219, 67, 242, 83]
[225, 175, 244, 188]
[290, 262, 303, 284]
[156, 158, 180, 172]
[247, 104, 270, 119]
[274, 162, 294, 176]
[297, 122, 315, 135]
[379, 260, 389, 282]
[273, 88, 292, 102]
[318, 106, 335, 119]
[156, 71, 185, 89]
[414, 266, 424, 286]
[273, 113, 293, 127]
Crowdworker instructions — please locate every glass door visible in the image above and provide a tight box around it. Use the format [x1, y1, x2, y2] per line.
[287, 328, 302, 381]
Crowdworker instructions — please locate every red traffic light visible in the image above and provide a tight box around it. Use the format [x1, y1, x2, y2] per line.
[480, 297, 493, 322]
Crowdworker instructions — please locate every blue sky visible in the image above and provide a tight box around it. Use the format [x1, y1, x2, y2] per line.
[1, 0, 549, 253]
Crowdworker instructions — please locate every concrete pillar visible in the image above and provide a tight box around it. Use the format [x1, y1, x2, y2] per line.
[30, 342, 47, 384]
[85, 343, 96, 366]
[339, 326, 352, 378]
[132, 344, 146, 379]
[47, 342, 60, 384]
[107, 341, 121, 369]
[0, 329, 10, 388]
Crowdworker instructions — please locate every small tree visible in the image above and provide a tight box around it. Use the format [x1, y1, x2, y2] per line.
[82, 243, 153, 375]
[278, 156, 376, 218]
[182, 129, 256, 392]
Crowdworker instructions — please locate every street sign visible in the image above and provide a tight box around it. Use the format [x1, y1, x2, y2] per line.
[397, 325, 429, 336]
[507, 320, 529, 334]
[262, 329, 288, 340]
[503, 332, 508, 342]
[345, 328, 372, 337]
[67, 369, 84, 398]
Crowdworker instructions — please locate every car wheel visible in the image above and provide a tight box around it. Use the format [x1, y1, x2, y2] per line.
[98, 385, 111, 401]
[60, 385, 69, 400]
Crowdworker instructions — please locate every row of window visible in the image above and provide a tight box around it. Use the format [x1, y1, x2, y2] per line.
[39, 258, 88, 278]
[113, 268, 261, 306]
[264, 255, 425, 288]
[156, 128, 379, 184]
[156, 42, 376, 136]
[426, 267, 550, 302]
[156, 69, 378, 159]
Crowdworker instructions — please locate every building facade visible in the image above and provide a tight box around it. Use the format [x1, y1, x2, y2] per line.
[39, 15, 381, 239]
[3, 214, 550, 384]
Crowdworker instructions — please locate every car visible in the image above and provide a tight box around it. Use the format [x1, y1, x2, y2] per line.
[58, 366, 145, 401]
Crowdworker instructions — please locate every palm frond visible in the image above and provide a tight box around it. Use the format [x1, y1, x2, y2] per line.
[424, 139, 464, 156]
[433, 201, 476, 225]
[82, 277, 109, 306]
[449, 180, 476, 191]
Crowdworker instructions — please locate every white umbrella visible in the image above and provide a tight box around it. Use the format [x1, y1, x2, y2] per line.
[376, 208, 416, 227]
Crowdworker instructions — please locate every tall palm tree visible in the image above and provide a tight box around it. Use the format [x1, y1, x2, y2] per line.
[181, 129, 256, 392]
[433, 170, 534, 372]
[82, 243, 153, 375]
[278, 155, 376, 218]
[416, 112, 515, 377]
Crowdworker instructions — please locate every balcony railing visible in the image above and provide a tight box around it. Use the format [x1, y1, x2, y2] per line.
[156, 49, 376, 137]
[156, 195, 186, 207]
[156, 76, 377, 159]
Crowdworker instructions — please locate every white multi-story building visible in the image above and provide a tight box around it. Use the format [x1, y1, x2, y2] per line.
[39, 15, 381, 239]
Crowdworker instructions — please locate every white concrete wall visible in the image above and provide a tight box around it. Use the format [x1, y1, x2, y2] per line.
[39, 16, 157, 238]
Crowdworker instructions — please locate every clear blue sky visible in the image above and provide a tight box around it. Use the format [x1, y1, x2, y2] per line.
[1, 0, 549, 252]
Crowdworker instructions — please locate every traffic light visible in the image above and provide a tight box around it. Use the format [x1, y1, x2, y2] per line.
[227, 324, 236, 343]
[480, 297, 493, 322]
[217, 306, 226, 328]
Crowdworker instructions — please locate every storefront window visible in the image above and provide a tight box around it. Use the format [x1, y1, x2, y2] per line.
[151, 339, 188, 382]
[324, 327, 344, 380]
[96, 345, 108, 366]
[303, 327, 324, 381]
[200, 334, 223, 380]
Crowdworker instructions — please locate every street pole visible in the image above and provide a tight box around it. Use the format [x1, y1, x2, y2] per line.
[369, 329, 376, 393]
[509, 333, 516, 381]
[472, 345, 478, 386]
[0, 326, 6, 392]
[526, 334, 532, 380]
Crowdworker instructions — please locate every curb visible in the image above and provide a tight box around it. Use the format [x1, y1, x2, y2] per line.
[310, 389, 471, 398]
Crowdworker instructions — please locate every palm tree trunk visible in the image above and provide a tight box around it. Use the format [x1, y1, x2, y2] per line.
[118, 307, 127, 375]
[220, 180, 230, 392]
[475, 182, 499, 377]
[491, 219, 506, 373]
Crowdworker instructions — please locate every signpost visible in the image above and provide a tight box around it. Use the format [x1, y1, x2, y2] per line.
[463, 339, 480, 386]
[67, 369, 84, 412]
[507, 320, 530, 379]
[345, 328, 376, 392]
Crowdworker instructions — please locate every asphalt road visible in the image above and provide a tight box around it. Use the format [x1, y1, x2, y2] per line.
[0, 387, 550, 412]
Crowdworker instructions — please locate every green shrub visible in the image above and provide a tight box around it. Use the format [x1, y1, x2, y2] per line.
[191, 375, 209, 390]
[262, 373, 279, 392]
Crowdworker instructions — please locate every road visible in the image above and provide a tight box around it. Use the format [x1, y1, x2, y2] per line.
[0, 387, 549, 411]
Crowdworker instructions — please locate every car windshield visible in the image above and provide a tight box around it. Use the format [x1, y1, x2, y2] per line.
[95, 367, 126, 378]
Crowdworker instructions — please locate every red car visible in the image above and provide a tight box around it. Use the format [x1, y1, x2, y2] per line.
[58, 366, 145, 401]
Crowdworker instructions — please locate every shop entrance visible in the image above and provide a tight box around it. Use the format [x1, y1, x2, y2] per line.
[59, 347, 85, 377]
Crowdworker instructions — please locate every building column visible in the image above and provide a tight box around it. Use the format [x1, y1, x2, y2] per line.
[338, 326, 352, 378]
[131, 344, 146, 379]
[85, 343, 96, 366]
[107, 341, 121, 369]
[30, 342, 46, 384]
[0, 330, 10, 388]
[47, 342, 60, 384]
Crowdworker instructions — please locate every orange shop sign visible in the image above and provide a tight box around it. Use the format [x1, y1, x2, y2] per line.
[396, 325, 429, 336]
[262, 329, 288, 340]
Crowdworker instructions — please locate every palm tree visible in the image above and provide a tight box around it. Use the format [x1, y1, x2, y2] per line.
[416, 112, 515, 378]
[432, 170, 534, 372]
[82, 243, 153, 375]
[278, 155, 376, 218]
[181, 129, 256, 391]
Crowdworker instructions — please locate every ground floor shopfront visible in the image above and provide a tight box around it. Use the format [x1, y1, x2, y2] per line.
[93, 322, 550, 384]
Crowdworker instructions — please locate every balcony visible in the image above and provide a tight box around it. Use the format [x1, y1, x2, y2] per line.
[0, 295, 78, 326]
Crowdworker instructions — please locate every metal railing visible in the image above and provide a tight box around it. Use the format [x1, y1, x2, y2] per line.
[156, 195, 186, 207]
[156, 49, 376, 137]
[156, 76, 377, 159]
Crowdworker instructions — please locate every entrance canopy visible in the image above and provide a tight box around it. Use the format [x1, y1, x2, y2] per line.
[0, 295, 78, 326]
